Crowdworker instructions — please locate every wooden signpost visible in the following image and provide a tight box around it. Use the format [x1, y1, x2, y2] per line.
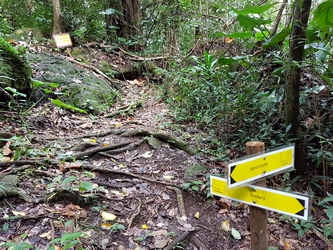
[210, 142, 310, 250]
[53, 33, 73, 57]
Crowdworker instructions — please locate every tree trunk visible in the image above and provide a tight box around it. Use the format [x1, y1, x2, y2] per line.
[106, 0, 142, 51]
[52, 0, 64, 34]
[285, 0, 312, 175]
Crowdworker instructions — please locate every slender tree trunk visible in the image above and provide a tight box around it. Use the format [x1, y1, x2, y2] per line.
[271, 0, 288, 36]
[52, 0, 64, 34]
[285, 0, 312, 175]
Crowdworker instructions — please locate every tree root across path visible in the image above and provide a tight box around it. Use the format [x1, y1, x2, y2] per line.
[33, 128, 197, 156]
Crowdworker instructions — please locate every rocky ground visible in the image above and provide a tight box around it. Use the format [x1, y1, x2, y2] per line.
[0, 48, 332, 250]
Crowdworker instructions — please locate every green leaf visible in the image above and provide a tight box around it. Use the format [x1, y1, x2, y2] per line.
[226, 31, 253, 38]
[237, 15, 271, 30]
[50, 99, 88, 114]
[99, 8, 123, 16]
[218, 56, 248, 65]
[79, 181, 94, 192]
[63, 240, 80, 250]
[233, 3, 278, 15]
[231, 228, 241, 239]
[313, 0, 333, 32]
[62, 176, 77, 186]
[60, 232, 83, 245]
[262, 28, 290, 49]
[64, 220, 74, 228]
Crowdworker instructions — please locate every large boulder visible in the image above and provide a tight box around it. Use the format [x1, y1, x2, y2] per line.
[0, 38, 32, 102]
[27, 52, 118, 114]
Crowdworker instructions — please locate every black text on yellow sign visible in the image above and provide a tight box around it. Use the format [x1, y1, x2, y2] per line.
[53, 33, 73, 48]
[210, 176, 310, 220]
[228, 145, 294, 188]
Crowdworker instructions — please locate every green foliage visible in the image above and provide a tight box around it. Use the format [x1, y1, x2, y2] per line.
[318, 192, 333, 238]
[313, 0, 333, 34]
[48, 232, 84, 250]
[0, 14, 13, 36]
[0, 38, 32, 91]
[0, 0, 53, 36]
[50, 99, 88, 114]
[290, 217, 315, 237]
[183, 181, 203, 191]
[109, 223, 125, 234]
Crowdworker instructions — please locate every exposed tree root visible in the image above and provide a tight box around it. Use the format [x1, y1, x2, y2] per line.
[167, 186, 186, 218]
[127, 198, 142, 228]
[34, 128, 196, 155]
[0, 186, 45, 203]
[164, 231, 193, 250]
[103, 101, 142, 118]
[69, 140, 133, 160]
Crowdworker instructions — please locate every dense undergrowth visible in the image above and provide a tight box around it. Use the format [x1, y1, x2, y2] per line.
[0, 0, 333, 243]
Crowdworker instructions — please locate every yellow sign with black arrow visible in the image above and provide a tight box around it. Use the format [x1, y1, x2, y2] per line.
[210, 176, 310, 220]
[228, 145, 294, 188]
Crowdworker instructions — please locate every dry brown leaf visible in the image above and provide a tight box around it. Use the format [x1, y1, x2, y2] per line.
[218, 198, 232, 209]
[221, 220, 230, 232]
[3, 141, 12, 156]
[12, 210, 26, 216]
[284, 240, 291, 250]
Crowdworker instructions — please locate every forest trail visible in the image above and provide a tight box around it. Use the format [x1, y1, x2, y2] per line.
[0, 51, 327, 250]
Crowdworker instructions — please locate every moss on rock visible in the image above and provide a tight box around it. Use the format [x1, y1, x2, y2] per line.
[0, 38, 32, 93]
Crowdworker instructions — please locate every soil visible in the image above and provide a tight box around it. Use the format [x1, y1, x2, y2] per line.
[0, 47, 332, 250]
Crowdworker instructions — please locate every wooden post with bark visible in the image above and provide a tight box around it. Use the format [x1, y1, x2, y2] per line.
[246, 141, 268, 250]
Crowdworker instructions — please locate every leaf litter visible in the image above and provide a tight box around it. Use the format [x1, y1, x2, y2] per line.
[0, 56, 331, 250]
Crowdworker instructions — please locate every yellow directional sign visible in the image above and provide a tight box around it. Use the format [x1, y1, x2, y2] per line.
[228, 145, 294, 188]
[210, 176, 309, 220]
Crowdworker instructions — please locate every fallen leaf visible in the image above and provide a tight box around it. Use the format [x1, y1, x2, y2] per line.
[221, 220, 230, 232]
[163, 175, 174, 180]
[12, 210, 26, 216]
[154, 239, 169, 249]
[90, 138, 97, 143]
[151, 230, 168, 237]
[231, 228, 241, 240]
[101, 211, 117, 221]
[40, 231, 51, 238]
[101, 222, 112, 230]
[3, 141, 12, 156]
[194, 212, 200, 219]
[284, 240, 291, 250]
[141, 151, 153, 158]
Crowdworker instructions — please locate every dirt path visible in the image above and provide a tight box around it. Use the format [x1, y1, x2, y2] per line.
[0, 71, 328, 249]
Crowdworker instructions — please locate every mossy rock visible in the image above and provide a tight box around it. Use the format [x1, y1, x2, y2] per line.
[27, 52, 118, 114]
[0, 38, 32, 94]
[10, 28, 44, 43]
